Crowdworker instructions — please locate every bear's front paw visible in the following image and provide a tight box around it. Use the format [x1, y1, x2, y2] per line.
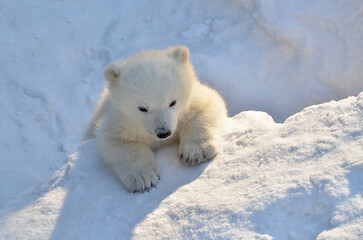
[118, 165, 160, 193]
[179, 140, 218, 166]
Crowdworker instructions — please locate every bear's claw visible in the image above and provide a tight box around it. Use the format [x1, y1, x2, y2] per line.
[179, 141, 218, 166]
[122, 166, 160, 193]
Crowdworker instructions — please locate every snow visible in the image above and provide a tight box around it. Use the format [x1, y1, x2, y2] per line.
[1, 93, 362, 239]
[1, 0, 363, 239]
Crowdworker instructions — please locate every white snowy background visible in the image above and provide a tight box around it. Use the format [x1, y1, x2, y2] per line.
[0, 0, 362, 239]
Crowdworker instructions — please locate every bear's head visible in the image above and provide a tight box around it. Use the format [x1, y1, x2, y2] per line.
[103, 46, 195, 140]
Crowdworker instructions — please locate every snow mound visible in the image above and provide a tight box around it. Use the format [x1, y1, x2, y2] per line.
[1, 92, 362, 239]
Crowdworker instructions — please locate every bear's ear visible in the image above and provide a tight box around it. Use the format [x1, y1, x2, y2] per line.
[166, 46, 190, 64]
[103, 60, 123, 82]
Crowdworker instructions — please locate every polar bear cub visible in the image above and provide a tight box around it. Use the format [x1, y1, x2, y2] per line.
[85, 46, 227, 192]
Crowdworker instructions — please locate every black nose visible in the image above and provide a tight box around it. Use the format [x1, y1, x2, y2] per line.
[156, 129, 171, 139]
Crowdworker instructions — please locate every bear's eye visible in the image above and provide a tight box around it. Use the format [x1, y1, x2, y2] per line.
[169, 99, 177, 107]
[138, 106, 148, 112]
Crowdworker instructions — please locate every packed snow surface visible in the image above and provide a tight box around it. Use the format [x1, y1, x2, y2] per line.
[1, 0, 363, 239]
[1, 92, 362, 239]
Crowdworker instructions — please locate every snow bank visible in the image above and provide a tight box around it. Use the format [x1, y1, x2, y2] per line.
[1, 92, 362, 239]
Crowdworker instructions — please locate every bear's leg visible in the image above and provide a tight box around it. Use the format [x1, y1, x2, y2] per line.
[97, 138, 160, 192]
[178, 113, 220, 166]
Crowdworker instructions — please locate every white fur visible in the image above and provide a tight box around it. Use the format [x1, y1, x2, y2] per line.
[84, 46, 227, 192]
